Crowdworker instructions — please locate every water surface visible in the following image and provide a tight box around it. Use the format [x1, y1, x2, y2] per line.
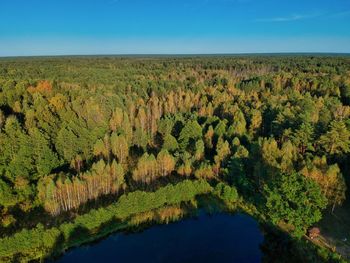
[56, 213, 263, 263]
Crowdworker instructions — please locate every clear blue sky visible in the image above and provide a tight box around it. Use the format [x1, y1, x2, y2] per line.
[1, 0, 350, 56]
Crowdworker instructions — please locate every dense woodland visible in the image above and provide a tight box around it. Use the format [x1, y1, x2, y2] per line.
[0, 55, 350, 262]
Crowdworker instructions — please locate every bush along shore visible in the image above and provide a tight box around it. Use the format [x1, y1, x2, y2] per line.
[0, 178, 345, 263]
[0, 180, 213, 262]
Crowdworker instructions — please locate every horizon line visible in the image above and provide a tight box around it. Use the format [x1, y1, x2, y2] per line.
[1, 52, 350, 59]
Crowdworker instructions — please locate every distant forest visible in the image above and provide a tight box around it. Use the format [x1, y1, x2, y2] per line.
[0, 56, 349, 262]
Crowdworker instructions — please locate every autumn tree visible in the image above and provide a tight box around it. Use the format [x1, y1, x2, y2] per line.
[109, 107, 124, 131]
[194, 163, 215, 179]
[70, 155, 83, 173]
[133, 153, 157, 184]
[177, 153, 192, 177]
[204, 125, 214, 149]
[300, 156, 347, 212]
[157, 150, 175, 177]
[230, 109, 246, 136]
[214, 137, 231, 167]
[93, 139, 108, 160]
[249, 109, 262, 135]
[111, 133, 129, 164]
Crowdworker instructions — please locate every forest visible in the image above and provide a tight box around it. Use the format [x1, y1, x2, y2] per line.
[0, 55, 349, 262]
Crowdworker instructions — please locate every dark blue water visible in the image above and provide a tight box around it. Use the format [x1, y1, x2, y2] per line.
[56, 213, 263, 263]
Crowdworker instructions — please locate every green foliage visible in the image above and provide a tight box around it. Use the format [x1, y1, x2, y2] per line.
[214, 182, 238, 203]
[319, 121, 350, 155]
[194, 139, 205, 160]
[0, 179, 17, 208]
[0, 180, 212, 262]
[231, 110, 246, 136]
[178, 120, 202, 151]
[265, 173, 327, 237]
[0, 56, 349, 261]
[162, 133, 178, 152]
[214, 120, 227, 138]
[214, 137, 231, 165]
[29, 128, 61, 176]
[340, 84, 350, 105]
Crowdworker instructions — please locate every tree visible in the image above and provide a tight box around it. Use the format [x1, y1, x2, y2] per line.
[300, 157, 346, 212]
[0, 116, 35, 182]
[279, 140, 297, 173]
[133, 128, 149, 150]
[260, 137, 280, 172]
[231, 109, 246, 136]
[109, 107, 124, 131]
[291, 122, 314, 154]
[37, 176, 60, 215]
[214, 137, 231, 166]
[103, 134, 111, 162]
[340, 83, 350, 105]
[121, 112, 133, 143]
[158, 116, 175, 136]
[178, 120, 202, 151]
[147, 92, 161, 135]
[27, 80, 52, 94]
[194, 163, 214, 179]
[249, 109, 262, 135]
[29, 128, 61, 176]
[110, 133, 129, 164]
[56, 125, 79, 162]
[329, 172, 347, 213]
[177, 154, 192, 177]
[214, 182, 238, 202]
[265, 173, 327, 237]
[0, 179, 17, 209]
[162, 133, 178, 152]
[136, 107, 147, 132]
[93, 139, 107, 160]
[319, 121, 350, 155]
[226, 145, 249, 189]
[157, 150, 175, 177]
[70, 155, 83, 173]
[214, 120, 227, 138]
[110, 159, 126, 193]
[204, 125, 214, 149]
[133, 153, 157, 184]
[194, 139, 205, 161]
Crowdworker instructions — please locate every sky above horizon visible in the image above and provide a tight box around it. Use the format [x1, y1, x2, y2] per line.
[0, 0, 350, 56]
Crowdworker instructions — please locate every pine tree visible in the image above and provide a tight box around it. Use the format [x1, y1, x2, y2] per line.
[178, 120, 202, 151]
[292, 122, 314, 154]
[319, 121, 350, 155]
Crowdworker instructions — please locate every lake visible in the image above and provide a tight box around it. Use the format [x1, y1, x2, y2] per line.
[56, 212, 263, 263]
